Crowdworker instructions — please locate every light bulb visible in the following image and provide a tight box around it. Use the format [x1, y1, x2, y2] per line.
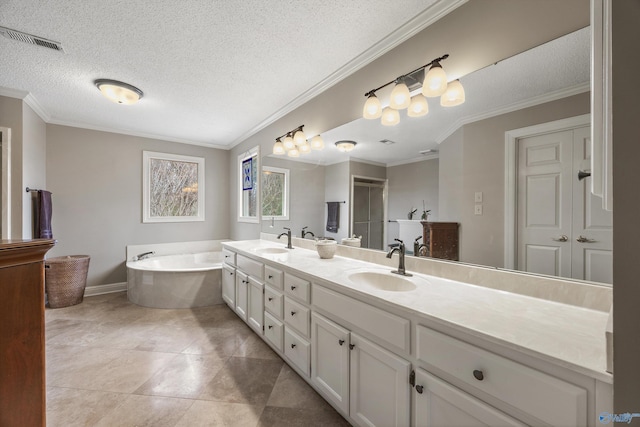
[293, 130, 307, 146]
[381, 108, 400, 126]
[287, 147, 300, 157]
[273, 141, 285, 155]
[363, 94, 382, 119]
[389, 82, 411, 109]
[311, 135, 324, 150]
[407, 94, 429, 117]
[440, 79, 465, 107]
[299, 142, 311, 154]
[422, 63, 448, 97]
[282, 135, 295, 150]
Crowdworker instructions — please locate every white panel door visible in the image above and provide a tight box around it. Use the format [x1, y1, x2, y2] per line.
[235, 270, 248, 321]
[247, 276, 264, 332]
[517, 126, 612, 283]
[221, 264, 235, 308]
[349, 332, 410, 427]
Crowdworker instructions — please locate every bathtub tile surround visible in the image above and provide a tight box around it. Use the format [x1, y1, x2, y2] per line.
[45, 292, 348, 426]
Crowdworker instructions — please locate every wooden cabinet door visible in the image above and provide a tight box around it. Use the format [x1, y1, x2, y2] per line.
[311, 313, 350, 414]
[349, 332, 410, 427]
[221, 264, 235, 308]
[235, 270, 248, 321]
[247, 276, 264, 332]
[413, 369, 525, 427]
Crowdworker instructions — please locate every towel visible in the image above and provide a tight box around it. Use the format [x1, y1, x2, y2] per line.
[36, 190, 53, 239]
[326, 202, 340, 233]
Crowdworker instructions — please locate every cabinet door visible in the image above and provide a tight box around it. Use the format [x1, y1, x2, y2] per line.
[247, 276, 264, 332]
[350, 333, 410, 427]
[222, 265, 235, 308]
[235, 270, 248, 321]
[413, 369, 525, 427]
[311, 313, 350, 414]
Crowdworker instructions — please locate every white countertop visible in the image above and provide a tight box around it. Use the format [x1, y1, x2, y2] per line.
[223, 239, 611, 383]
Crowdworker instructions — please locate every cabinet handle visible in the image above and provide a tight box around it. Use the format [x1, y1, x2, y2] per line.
[290, 311, 296, 316]
[290, 285, 296, 290]
[338, 339, 345, 346]
[291, 343, 296, 349]
[576, 235, 596, 243]
[268, 275, 273, 279]
[349, 344, 355, 350]
[268, 325, 273, 329]
[268, 297, 273, 301]
[552, 235, 568, 242]
[473, 370, 484, 381]
[415, 385, 424, 394]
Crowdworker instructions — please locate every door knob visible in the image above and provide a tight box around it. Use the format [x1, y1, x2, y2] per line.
[552, 235, 568, 242]
[473, 370, 484, 381]
[576, 235, 596, 243]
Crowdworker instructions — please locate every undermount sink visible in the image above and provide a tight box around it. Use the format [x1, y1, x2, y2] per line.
[348, 271, 417, 292]
[254, 247, 289, 255]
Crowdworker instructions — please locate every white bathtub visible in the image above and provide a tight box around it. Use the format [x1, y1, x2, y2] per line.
[126, 252, 224, 309]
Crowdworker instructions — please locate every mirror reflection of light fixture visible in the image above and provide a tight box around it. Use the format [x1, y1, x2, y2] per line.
[273, 125, 324, 156]
[335, 140, 357, 152]
[94, 79, 143, 105]
[362, 54, 464, 125]
[440, 79, 466, 107]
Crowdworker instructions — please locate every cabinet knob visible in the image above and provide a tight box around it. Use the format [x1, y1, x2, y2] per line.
[268, 275, 273, 279]
[349, 344, 355, 350]
[291, 343, 296, 349]
[268, 325, 273, 329]
[338, 339, 345, 346]
[473, 370, 484, 381]
[268, 297, 273, 301]
[291, 285, 296, 290]
[415, 385, 424, 394]
[290, 311, 296, 316]
[229, 272, 233, 276]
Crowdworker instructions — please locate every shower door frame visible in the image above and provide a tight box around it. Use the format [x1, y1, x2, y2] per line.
[350, 174, 388, 250]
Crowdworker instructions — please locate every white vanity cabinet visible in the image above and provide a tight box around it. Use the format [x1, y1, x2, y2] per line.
[235, 270, 248, 321]
[247, 276, 264, 333]
[221, 264, 235, 308]
[233, 254, 264, 324]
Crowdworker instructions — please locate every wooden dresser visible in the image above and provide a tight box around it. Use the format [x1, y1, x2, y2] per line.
[420, 221, 459, 261]
[0, 239, 55, 427]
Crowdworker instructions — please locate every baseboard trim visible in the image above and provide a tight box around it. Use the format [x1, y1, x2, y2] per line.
[84, 282, 127, 297]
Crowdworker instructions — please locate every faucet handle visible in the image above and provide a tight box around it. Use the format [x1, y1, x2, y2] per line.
[414, 235, 422, 242]
[394, 238, 404, 245]
[283, 227, 290, 231]
[302, 226, 308, 230]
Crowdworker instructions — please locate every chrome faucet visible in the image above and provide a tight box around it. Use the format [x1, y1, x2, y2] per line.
[302, 226, 315, 239]
[134, 251, 155, 261]
[386, 239, 412, 276]
[413, 235, 426, 257]
[278, 227, 294, 249]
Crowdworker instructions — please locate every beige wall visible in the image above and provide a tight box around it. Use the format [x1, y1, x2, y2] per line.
[439, 127, 464, 222]
[323, 161, 350, 241]
[46, 124, 230, 287]
[22, 103, 47, 239]
[0, 95, 24, 237]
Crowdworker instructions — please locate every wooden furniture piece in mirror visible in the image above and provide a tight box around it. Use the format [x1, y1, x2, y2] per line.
[0, 239, 55, 427]
[420, 222, 459, 261]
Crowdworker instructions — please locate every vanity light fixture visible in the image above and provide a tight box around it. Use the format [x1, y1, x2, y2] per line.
[362, 54, 464, 125]
[273, 124, 325, 156]
[94, 79, 143, 105]
[335, 140, 357, 152]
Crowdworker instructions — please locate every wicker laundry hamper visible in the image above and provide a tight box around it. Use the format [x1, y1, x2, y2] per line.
[45, 255, 90, 308]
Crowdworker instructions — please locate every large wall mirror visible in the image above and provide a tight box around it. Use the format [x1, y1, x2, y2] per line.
[260, 25, 612, 286]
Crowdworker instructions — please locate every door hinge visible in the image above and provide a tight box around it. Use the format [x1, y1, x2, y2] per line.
[409, 370, 415, 387]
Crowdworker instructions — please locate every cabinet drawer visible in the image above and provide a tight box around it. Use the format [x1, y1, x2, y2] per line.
[284, 297, 310, 338]
[237, 254, 263, 280]
[313, 285, 410, 355]
[265, 286, 283, 318]
[264, 312, 283, 352]
[265, 265, 283, 290]
[284, 272, 310, 303]
[222, 248, 236, 266]
[416, 326, 587, 427]
[284, 326, 310, 377]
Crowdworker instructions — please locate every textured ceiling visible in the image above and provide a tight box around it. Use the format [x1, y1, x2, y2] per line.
[0, 0, 446, 147]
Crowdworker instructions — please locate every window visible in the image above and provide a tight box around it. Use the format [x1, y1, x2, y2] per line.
[238, 146, 259, 223]
[262, 166, 290, 220]
[143, 151, 205, 223]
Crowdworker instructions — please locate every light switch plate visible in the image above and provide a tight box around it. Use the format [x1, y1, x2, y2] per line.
[474, 204, 483, 215]
[475, 192, 483, 203]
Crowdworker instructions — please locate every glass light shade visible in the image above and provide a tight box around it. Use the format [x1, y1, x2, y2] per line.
[422, 64, 448, 97]
[389, 82, 411, 109]
[95, 79, 143, 105]
[287, 147, 300, 157]
[363, 94, 382, 119]
[299, 142, 311, 154]
[311, 135, 325, 150]
[293, 130, 307, 145]
[440, 79, 465, 107]
[335, 141, 357, 152]
[272, 141, 285, 155]
[282, 135, 295, 150]
[407, 94, 429, 117]
[381, 107, 400, 126]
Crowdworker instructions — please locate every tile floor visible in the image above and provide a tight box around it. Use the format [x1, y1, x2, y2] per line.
[45, 292, 350, 426]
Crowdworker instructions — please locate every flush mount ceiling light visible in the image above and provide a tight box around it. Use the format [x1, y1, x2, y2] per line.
[362, 54, 465, 126]
[273, 124, 325, 156]
[335, 140, 357, 152]
[94, 79, 144, 105]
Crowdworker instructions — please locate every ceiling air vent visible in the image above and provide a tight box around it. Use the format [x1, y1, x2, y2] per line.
[0, 26, 64, 52]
